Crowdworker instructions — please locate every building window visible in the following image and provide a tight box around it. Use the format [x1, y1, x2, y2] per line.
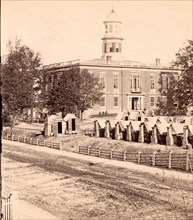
[112, 43, 116, 52]
[131, 74, 140, 90]
[100, 96, 105, 106]
[131, 97, 138, 110]
[130, 97, 143, 110]
[115, 24, 119, 33]
[116, 46, 119, 52]
[174, 72, 180, 81]
[105, 24, 108, 33]
[106, 56, 112, 62]
[114, 97, 118, 107]
[114, 73, 118, 89]
[100, 72, 105, 88]
[104, 43, 107, 53]
[150, 97, 155, 107]
[150, 74, 155, 90]
[161, 73, 168, 89]
[109, 24, 113, 33]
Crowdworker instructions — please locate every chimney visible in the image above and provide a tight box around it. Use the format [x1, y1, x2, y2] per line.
[156, 58, 160, 66]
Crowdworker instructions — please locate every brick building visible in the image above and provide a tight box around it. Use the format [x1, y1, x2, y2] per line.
[43, 9, 180, 117]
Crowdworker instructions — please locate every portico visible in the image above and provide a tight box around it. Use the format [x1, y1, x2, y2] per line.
[127, 96, 144, 111]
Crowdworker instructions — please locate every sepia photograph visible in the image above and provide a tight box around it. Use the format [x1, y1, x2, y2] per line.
[1, 0, 193, 219]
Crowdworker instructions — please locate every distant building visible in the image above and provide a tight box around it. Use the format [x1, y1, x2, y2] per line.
[43, 9, 180, 117]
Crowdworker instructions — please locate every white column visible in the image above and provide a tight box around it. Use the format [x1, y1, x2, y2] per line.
[141, 96, 144, 111]
[128, 97, 131, 110]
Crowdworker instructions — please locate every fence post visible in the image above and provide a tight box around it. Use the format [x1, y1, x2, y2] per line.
[37, 139, 39, 146]
[98, 147, 101, 157]
[123, 150, 127, 161]
[11, 135, 14, 141]
[138, 151, 141, 164]
[44, 140, 46, 146]
[59, 142, 62, 150]
[78, 145, 80, 154]
[24, 136, 26, 143]
[88, 145, 91, 155]
[168, 150, 172, 169]
[152, 151, 157, 166]
[52, 142, 54, 148]
[110, 148, 113, 159]
[186, 150, 189, 171]
[18, 135, 20, 142]
[110, 149, 113, 160]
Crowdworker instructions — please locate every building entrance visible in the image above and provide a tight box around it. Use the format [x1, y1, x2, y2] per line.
[58, 122, 62, 134]
[128, 96, 143, 111]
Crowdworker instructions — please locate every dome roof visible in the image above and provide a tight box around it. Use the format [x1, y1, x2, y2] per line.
[105, 9, 121, 23]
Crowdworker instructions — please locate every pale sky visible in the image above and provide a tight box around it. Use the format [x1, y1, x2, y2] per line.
[2, 0, 193, 65]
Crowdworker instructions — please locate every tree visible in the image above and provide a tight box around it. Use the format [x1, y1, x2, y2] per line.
[1, 39, 42, 130]
[76, 69, 102, 120]
[46, 68, 79, 116]
[46, 67, 102, 120]
[156, 72, 177, 116]
[172, 40, 193, 114]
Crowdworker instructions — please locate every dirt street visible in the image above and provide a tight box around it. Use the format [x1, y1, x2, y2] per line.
[2, 140, 193, 220]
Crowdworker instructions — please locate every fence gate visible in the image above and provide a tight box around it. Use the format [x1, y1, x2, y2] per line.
[2, 194, 12, 220]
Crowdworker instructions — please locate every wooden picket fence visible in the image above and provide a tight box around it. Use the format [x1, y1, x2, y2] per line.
[2, 133, 61, 150]
[2, 194, 12, 220]
[79, 145, 193, 172]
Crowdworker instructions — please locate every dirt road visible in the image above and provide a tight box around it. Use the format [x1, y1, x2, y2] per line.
[2, 140, 193, 220]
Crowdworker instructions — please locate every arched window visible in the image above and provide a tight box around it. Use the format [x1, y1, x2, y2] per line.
[115, 25, 119, 33]
[109, 24, 113, 33]
[105, 25, 108, 33]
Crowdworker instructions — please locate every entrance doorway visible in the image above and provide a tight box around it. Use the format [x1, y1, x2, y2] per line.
[132, 97, 138, 110]
[72, 118, 76, 131]
[128, 96, 143, 111]
[58, 122, 62, 134]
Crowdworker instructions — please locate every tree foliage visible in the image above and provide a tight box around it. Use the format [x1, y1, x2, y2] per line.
[1, 39, 42, 127]
[46, 67, 102, 119]
[172, 40, 193, 114]
[156, 40, 193, 116]
[156, 72, 177, 116]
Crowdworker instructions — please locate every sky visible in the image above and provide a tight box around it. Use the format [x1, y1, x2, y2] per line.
[2, 0, 193, 65]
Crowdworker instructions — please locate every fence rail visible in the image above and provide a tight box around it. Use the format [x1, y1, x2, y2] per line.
[78, 145, 193, 172]
[2, 132, 193, 173]
[2, 133, 61, 150]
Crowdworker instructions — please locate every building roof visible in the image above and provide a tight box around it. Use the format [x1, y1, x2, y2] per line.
[105, 9, 121, 23]
[43, 59, 179, 72]
[183, 116, 193, 125]
[115, 111, 129, 120]
[187, 125, 193, 135]
[47, 114, 62, 124]
[171, 123, 186, 135]
[108, 119, 118, 129]
[129, 111, 144, 121]
[118, 120, 130, 130]
[143, 117, 157, 124]
[130, 121, 141, 131]
[156, 123, 170, 135]
[64, 113, 76, 121]
[144, 121, 156, 132]
[97, 119, 106, 129]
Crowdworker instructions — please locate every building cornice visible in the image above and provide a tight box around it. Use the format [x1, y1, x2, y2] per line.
[43, 60, 180, 73]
